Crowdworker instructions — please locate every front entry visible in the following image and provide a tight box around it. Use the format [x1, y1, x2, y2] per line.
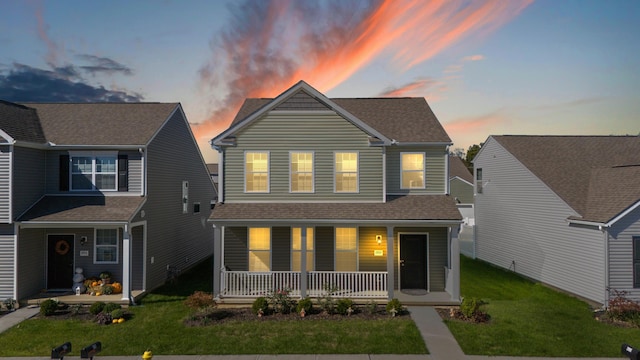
[47, 235, 74, 289]
[400, 234, 427, 290]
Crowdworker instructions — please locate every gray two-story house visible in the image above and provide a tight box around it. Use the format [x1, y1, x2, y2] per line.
[209, 81, 462, 303]
[0, 100, 216, 303]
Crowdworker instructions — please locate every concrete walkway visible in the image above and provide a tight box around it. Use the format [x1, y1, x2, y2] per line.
[0, 306, 623, 360]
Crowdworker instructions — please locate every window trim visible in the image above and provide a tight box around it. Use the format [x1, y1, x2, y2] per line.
[400, 152, 426, 189]
[93, 228, 119, 264]
[69, 151, 118, 192]
[334, 227, 358, 271]
[334, 151, 359, 193]
[292, 227, 314, 272]
[244, 151, 270, 193]
[289, 151, 315, 193]
[634, 236, 640, 288]
[248, 227, 271, 272]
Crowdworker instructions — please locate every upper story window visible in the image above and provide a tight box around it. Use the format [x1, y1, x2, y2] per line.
[70, 153, 117, 191]
[335, 152, 358, 193]
[245, 151, 269, 193]
[290, 152, 314, 193]
[476, 168, 483, 194]
[95, 228, 118, 264]
[401, 152, 425, 189]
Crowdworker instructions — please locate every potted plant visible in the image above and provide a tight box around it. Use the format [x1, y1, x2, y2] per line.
[99, 271, 112, 285]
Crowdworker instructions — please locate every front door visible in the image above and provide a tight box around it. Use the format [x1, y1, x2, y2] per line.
[47, 235, 74, 289]
[400, 234, 427, 290]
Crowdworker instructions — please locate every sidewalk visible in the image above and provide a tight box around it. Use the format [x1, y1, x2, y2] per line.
[0, 306, 622, 360]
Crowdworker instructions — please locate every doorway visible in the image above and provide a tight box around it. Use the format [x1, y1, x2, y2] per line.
[399, 233, 428, 291]
[47, 234, 75, 289]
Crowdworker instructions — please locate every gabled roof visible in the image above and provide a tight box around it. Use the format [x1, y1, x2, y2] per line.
[18, 196, 145, 223]
[449, 155, 473, 183]
[491, 135, 640, 224]
[16, 102, 179, 146]
[215, 80, 451, 145]
[0, 100, 46, 143]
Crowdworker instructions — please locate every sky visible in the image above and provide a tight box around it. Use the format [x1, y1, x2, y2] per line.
[1, 0, 638, 164]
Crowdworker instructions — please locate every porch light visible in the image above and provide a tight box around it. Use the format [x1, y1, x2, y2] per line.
[622, 343, 640, 360]
[51, 342, 71, 359]
[376, 235, 382, 245]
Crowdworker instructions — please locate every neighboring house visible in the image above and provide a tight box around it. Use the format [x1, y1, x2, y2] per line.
[473, 135, 640, 305]
[206, 163, 219, 196]
[0, 100, 216, 303]
[448, 155, 474, 225]
[209, 81, 462, 303]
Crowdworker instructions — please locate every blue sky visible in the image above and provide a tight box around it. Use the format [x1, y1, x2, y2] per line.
[1, 0, 638, 163]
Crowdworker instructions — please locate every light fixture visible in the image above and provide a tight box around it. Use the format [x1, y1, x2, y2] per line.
[80, 236, 88, 246]
[376, 235, 382, 245]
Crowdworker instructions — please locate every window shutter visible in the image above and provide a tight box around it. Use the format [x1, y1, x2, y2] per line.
[118, 154, 128, 191]
[59, 155, 69, 191]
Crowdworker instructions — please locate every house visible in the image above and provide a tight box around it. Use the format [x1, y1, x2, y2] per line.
[0, 100, 216, 303]
[473, 135, 640, 305]
[448, 155, 474, 225]
[206, 163, 219, 196]
[209, 81, 462, 303]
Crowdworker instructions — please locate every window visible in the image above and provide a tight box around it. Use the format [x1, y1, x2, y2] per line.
[634, 237, 640, 288]
[71, 154, 117, 191]
[292, 227, 314, 271]
[335, 227, 357, 271]
[245, 152, 269, 192]
[290, 152, 314, 192]
[249, 228, 270, 271]
[335, 152, 358, 192]
[401, 152, 425, 189]
[95, 229, 118, 264]
[476, 168, 483, 194]
[193, 202, 200, 213]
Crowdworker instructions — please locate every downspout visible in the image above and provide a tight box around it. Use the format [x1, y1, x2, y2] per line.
[139, 148, 146, 196]
[602, 225, 609, 307]
[382, 147, 386, 203]
[212, 143, 224, 203]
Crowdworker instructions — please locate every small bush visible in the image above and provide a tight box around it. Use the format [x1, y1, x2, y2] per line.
[607, 289, 640, 322]
[110, 308, 125, 319]
[296, 297, 313, 314]
[252, 297, 269, 315]
[460, 297, 482, 318]
[89, 301, 105, 315]
[336, 298, 355, 315]
[102, 302, 121, 314]
[363, 300, 379, 315]
[317, 284, 339, 314]
[184, 291, 217, 310]
[39, 299, 59, 316]
[386, 298, 403, 316]
[268, 289, 295, 314]
[95, 311, 113, 325]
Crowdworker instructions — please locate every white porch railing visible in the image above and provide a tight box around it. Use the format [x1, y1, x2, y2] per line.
[221, 270, 387, 298]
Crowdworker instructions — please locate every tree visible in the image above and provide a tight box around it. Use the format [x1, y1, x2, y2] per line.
[464, 143, 483, 172]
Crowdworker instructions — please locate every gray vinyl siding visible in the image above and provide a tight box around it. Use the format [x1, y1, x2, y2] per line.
[0, 146, 11, 223]
[131, 225, 145, 290]
[358, 227, 387, 272]
[272, 227, 290, 271]
[450, 178, 474, 204]
[16, 227, 44, 300]
[142, 109, 216, 290]
[223, 112, 383, 202]
[12, 147, 45, 219]
[474, 137, 605, 304]
[608, 205, 640, 302]
[0, 225, 15, 299]
[45, 150, 143, 195]
[224, 227, 247, 271]
[315, 226, 334, 271]
[386, 146, 447, 195]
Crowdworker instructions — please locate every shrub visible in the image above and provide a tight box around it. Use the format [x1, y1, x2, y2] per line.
[252, 297, 269, 315]
[95, 311, 113, 325]
[336, 298, 355, 315]
[460, 297, 480, 318]
[363, 300, 379, 315]
[103, 302, 121, 314]
[317, 284, 339, 314]
[39, 299, 59, 316]
[296, 297, 313, 314]
[89, 301, 106, 315]
[386, 298, 403, 316]
[184, 291, 217, 310]
[110, 308, 125, 319]
[268, 289, 295, 314]
[607, 288, 640, 322]
[102, 285, 114, 295]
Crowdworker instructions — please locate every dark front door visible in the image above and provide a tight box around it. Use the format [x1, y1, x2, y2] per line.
[47, 235, 74, 289]
[400, 234, 427, 290]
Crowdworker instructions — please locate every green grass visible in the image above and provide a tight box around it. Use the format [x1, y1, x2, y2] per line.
[0, 257, 426, 356]
[447, 255, 640, 357]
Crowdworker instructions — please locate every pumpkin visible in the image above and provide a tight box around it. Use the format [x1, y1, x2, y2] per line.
[91, 281, 99, 287]
[118, 318, 125, 323]
[111, 282, 122, 294]
[112, 319, 118, 324]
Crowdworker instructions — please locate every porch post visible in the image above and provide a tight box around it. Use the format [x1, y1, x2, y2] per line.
[300, 227, 307, 298]
[450, 226, 461, 301]
[121, 224, 131, 302]
[213, 224, 222, 298]
[386, 226, 394, 299]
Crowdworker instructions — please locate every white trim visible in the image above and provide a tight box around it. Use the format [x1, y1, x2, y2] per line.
[8, 143, 13, 222]
[382, 147, 387, 203]
[0, 129, 15, 143]
[218, 149, 224, 203]
[606, 200, 640, 227]
[93, 228, 119, 265]
[212, 219, 463, 226]
[244, 151, 270, 193]
[68, 151, 119, 192]
[450, 176, 474, 187]
[398, 232, 430, 292]
[19, 221, 128, 228]
[247, 227, 272, 272]
[289, 151, 315, 193]
[400, 152, 426, 190]
[333, 151, 359, 193]
[444, 152, 450, 194]
[12, 223, 18, 300]
[291, 227, 315, 272]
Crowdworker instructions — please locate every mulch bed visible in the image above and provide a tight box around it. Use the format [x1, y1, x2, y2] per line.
[436, 306, 490, 323]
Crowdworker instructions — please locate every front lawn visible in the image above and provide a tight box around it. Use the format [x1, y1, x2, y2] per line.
[0, 258, 426, 356]
[447, 255, 640, 357]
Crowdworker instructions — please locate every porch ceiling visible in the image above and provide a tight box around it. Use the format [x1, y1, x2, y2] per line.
[18, 195, 144, 223]
[210, 195, 462, 222]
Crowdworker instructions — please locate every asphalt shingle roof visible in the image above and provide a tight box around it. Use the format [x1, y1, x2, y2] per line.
[493, 135, 640, 223]
[448, 156, 473, 183]
[211, 195, 461, 222]
[0, 100, 46, 143]
[18, 196, 144, 223]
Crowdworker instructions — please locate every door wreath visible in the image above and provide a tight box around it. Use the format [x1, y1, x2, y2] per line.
[55, 240, 70, 255]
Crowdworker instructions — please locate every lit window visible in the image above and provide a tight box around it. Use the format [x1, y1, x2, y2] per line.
[335, 152, 358, 192]
[335, 227, 357, 271]
[249, 228, 270, 272]
[401, 152, 425, 189]
[290, 152, 314, 192]
[292, 227, 314, 271]
[71, 155, 117, 191]
[95, 229, 118, 264]
[245, 152, 269, 192]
